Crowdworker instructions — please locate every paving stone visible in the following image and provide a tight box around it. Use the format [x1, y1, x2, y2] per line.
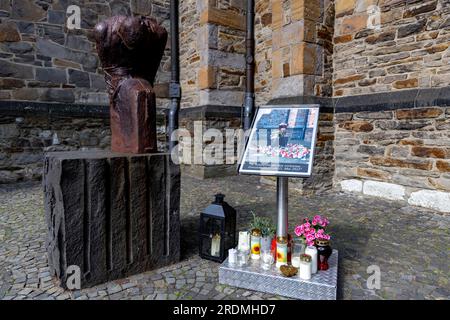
[155, 293, 167, 300]
[0, 176, 448, 300]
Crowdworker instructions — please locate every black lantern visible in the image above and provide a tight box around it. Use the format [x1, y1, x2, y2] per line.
[199, 194, 237, 263]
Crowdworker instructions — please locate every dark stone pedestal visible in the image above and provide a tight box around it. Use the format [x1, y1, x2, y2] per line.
[44, 151, 180, 289]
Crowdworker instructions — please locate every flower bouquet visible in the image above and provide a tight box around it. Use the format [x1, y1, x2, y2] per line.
[294, 215, 331, 246]
[294, 215, 332, 271]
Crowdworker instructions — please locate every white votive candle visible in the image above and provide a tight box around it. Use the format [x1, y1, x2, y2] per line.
[305, 246, 318, 274]
[299, 254, 312, 280]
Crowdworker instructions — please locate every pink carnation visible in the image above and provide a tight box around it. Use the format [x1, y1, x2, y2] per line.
[294, 225, 303, 237]
[320, 218, 329, 227]
[306, 234, 315, 243]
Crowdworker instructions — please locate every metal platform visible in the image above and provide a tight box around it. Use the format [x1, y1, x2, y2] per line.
[219, 249, 338, 300]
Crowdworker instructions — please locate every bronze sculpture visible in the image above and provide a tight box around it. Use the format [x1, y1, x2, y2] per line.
[94, 16, 168, 154]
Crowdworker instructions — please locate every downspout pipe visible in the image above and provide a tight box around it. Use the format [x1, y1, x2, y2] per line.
[169, 0, 181, 152]
[243, 0, 255, 131]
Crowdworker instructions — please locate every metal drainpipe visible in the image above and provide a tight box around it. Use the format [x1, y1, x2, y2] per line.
[168, 0, 181, 153]
[243, 0, 255, 131]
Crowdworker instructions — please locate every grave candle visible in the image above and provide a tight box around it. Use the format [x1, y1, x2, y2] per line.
[211, 234, 221, 257]
[251, 229, 262, 260]
[238, 231, 250, 252]
[276, 236, 288, 268]
[305, 246, 318, 274]
[299, 254, 312, 280]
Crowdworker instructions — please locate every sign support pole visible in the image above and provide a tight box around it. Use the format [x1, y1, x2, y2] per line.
[276, 176, 288, 238]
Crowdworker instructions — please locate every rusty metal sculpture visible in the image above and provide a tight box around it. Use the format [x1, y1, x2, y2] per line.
[94, 16, 168, 154]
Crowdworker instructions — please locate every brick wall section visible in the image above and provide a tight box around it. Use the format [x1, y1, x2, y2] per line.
[335, 105, 450, 200]
[0, 0, 171, 105]
[333, 0, 450, 97]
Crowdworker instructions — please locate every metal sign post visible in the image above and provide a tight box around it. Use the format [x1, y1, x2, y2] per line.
[276, 177, 288, 238]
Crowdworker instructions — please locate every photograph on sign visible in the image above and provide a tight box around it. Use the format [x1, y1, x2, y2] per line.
[239, 105, 320, 177]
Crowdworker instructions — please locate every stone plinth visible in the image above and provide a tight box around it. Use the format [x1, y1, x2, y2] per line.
[44, 151, 180, 289]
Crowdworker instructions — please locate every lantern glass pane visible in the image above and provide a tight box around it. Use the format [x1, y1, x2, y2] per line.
[200, 235, 222, 257]
[200, 216, 222, 235]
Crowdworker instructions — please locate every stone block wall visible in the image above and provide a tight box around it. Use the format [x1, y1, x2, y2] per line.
[177, 0, 246, 177]
[333, 0, 450, 97]
[336, 103, 450, 212]
[256, 0, 336, 194]
[178, 106, 242, 179]
[179, 0, 201, 108]
[0, 0, 171, 105]
[0, 1, 172, 184]
[332, 0, 450, 212]
[270, 0, 335, 99]
[180, 0, 246, 108]
[0, 107, 167, 183]
[1, 0, 450, 214]
[254, 0, 273, 106]
[0, 113, 109, 183]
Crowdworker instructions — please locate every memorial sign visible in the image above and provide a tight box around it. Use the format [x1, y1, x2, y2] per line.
[239, 105, 320, 177]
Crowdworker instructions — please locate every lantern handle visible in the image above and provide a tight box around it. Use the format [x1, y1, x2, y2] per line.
[214, 193, 225, 204]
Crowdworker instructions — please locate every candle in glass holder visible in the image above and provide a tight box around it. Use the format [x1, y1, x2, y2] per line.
[291, 238, 306, 268]
[260, 248, 274, 270]
[228, 248, 238, 266]
[291, 256, 301, 268]
[238, 231, 250, 251]
[276, 236, 288, 268]
[211, 233, 221, 257]
[250, 229, 262, 260]
[305, 246, 318, 274]
[299, 254, 312, 280]
[238, 250, 248, 267]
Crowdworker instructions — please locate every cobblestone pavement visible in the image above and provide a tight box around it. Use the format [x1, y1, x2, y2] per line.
[0, 175, 449, 300]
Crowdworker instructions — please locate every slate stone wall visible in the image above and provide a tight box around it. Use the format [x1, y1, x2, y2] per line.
[0, 105, 168, 183]
[0, 0, 171, 184]
[0, 0, 171, 105]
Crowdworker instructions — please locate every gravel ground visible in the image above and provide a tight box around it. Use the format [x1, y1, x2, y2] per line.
[0, 174, 449, 300]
